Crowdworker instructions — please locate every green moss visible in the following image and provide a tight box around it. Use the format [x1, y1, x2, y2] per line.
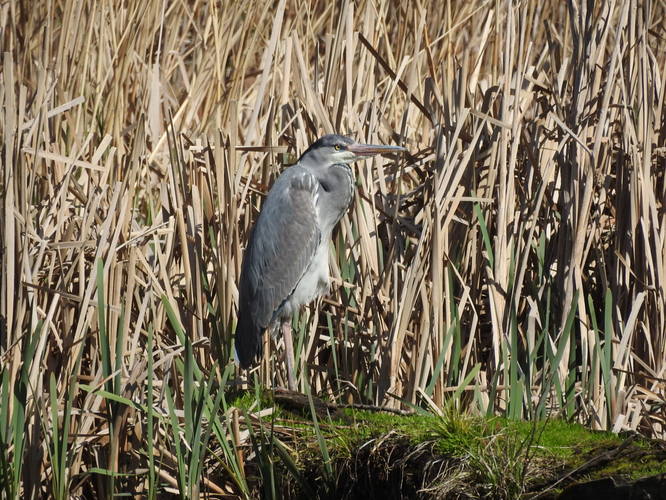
[315, 409, 587, 460]
[502, 418, 622, 459]
[339, 409, 438, 442]
[601, 453, 666, 480]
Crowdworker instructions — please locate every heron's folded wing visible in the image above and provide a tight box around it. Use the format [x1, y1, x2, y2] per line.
[235, 168, 320, 367]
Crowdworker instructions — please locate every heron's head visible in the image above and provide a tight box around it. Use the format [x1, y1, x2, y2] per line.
[299, 134, 406, 168]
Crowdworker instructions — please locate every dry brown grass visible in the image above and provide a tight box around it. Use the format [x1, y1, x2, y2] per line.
[1, 0, 665, 497]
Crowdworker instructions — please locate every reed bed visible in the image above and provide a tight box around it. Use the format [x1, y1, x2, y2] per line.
[1, 0, 665, 497]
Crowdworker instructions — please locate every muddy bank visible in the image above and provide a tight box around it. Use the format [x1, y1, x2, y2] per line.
[241, 398, 666, 499]
[295, 434, 666, 499]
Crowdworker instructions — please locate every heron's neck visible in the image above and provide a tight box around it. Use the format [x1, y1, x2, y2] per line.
[312, 163, 354, 234]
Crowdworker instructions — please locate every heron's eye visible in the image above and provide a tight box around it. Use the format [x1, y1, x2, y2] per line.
[334, 145, 341, 151]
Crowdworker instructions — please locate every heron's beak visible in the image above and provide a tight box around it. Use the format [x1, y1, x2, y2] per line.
[347, 143, 407, 157]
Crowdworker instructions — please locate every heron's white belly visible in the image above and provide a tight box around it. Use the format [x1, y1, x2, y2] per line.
[285, 242, 329, 315]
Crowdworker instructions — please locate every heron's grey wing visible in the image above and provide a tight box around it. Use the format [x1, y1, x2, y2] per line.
[235, 168, 320, 368]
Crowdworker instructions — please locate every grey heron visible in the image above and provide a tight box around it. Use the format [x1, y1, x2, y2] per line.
[235, 134, 406, 390]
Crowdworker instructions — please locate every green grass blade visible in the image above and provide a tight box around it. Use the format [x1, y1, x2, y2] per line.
[146, 325, 157, 500]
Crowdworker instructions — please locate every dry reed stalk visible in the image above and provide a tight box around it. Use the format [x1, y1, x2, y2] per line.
[1, 0, 665, 496]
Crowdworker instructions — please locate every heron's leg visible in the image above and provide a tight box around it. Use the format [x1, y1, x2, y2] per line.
[281, 320, 297, 391]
